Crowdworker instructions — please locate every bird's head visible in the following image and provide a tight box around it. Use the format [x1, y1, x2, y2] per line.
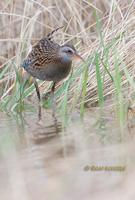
[58, 44, 84, 63]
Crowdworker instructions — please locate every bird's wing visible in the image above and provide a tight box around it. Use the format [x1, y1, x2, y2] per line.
[27, 38, 60, 69]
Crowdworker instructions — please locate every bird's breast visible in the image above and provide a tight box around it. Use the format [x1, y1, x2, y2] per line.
[23, 61, 72, 82]
[44, 62, 72, 82]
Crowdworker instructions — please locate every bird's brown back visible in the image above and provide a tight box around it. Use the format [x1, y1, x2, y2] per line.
[26, 38, 61, 69]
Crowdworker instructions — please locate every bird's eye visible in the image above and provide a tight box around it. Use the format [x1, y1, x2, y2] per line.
[67, 49, 73, 54]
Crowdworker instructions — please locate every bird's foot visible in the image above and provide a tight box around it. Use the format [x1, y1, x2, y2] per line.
[42, 91, 52, 101]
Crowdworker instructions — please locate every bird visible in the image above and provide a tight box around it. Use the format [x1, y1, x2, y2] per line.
[22, 27, 84, 119]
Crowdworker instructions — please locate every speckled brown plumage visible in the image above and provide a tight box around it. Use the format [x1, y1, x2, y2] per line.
[22, 27, 84, 119]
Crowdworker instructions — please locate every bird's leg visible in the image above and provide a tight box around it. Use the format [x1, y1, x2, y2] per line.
[34, 80, 41, 101]
[51, 82, 56, 117]
[33, 79, 41, 120]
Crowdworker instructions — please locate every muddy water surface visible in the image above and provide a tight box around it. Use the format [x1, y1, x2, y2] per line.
[0, 109, 135, 200]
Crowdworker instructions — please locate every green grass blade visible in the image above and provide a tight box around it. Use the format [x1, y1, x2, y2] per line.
[95, 52, 104, 107]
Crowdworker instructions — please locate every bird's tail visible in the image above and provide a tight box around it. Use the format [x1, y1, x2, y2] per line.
[47, 26, 64, 40]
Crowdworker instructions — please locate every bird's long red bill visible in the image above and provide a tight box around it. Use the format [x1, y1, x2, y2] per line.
[74, 53, 85, 62]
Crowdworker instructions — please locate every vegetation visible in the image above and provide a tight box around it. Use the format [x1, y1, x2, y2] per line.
[0, 0, 135, 128]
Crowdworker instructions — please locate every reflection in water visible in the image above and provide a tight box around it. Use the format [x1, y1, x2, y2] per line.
[0, 109, 135, 200]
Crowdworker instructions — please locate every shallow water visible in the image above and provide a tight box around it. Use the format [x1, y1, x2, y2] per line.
[0, 109, 135, 200]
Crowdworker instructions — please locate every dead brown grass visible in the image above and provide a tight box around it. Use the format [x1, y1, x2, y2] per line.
[1, 0, 135, 108]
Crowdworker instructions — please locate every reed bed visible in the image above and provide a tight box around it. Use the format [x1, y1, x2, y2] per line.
[0, 0, 135, 124]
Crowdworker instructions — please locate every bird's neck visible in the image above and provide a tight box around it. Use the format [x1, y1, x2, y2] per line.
[60, 55, 72, 64]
